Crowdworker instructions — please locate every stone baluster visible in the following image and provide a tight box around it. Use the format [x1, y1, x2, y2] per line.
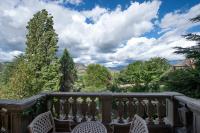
[81, 97, 88, 122]
[146, 98, 155, 125]
[136, 98, 145, 118]
[117, 98, 124, 123]
[127, 98, 136, 122]
[54, 99, 61, 119]
[123, 99, 128, 119]
[47, 98, 53, 112]
[157, 98, 166, 125]
[72, 97, 78, 122]
[90, 97, 97, 121]
[64, 97, 70, 120]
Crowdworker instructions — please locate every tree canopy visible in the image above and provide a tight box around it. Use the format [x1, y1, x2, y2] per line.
[83, 64, 112, 92]
[118, 57, 170, 92]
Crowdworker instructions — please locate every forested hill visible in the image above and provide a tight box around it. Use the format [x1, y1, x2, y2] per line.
[0, 60, 183, 73]
[75, 63, 86, 71]
[107, 60, 183, 71]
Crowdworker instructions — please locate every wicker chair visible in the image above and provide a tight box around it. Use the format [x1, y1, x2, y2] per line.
[28, 111, 70, 133]
[71, 121, 107, 133]
[129, 115, 148, 133]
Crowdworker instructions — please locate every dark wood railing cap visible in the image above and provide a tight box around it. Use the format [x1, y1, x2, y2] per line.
[0, 93, 46, 111]
[46, 92, 176, 98]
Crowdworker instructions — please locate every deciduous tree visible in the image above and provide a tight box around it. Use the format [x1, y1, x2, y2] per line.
[84, 64, 112, 92]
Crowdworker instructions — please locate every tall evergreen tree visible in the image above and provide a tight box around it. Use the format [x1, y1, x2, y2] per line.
[25, 9, 60, 92]
[26, 9, 58, 70]
[59, 49, 77, 92]
[175, 15, 200, 69]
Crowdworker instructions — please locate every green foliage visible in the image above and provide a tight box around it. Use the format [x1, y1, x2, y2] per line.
[83, 64, 112, 92]
[107, 72, 123, 92]
[0, 63, 4, 72]
[118, 61, 144, 85]
[144, 57, 171, 83]
[0, 62, 16, 85]
[74, 74, 85, 92]
[26, 9, 58, 67]
[118, 57, 170, 92]
[41, 60, 61, 91]
[24, 9, 60, 93]
[161, 69, 200, 98]
[59, 49, 77, 92]
[0, 9, 60, 99]
[7, 56, 34, 98]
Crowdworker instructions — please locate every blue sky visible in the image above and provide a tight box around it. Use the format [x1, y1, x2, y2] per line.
[0, 0, 200, 67]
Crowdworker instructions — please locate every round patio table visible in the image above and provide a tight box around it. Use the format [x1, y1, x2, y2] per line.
[71, 121, 107, 133]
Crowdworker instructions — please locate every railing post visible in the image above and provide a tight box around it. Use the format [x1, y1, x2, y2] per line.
[0, 108, 8, 133]
[174, 95, 200, 133]
[11, 112, 23, 133]
[165, 92, 184, 132]
[101, 94, 112, 124]
[192, 112, 200, 133]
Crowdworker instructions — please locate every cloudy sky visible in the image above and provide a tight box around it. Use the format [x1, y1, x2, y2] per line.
[0, 0, 200, 67]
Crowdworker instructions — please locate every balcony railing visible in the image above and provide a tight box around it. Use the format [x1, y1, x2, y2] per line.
[0, 92, 200, 133]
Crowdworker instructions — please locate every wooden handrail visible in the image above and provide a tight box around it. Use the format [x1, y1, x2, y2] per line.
[0, 93, 46, 111]
[47, 92, 174, 98]
[174, 95, 200, 115]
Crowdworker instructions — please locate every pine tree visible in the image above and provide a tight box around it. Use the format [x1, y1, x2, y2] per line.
[25, 9, 60, 91]
[59, 49, 77, 92]
[175, 15, 200, 69]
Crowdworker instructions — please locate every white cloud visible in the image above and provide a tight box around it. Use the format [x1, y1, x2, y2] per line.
[0, 48, 23, 62]
[45, 0, 83, 5]
[82, 6, 107, 22]
[160, 3, 200, 33]
[105, 3, 200, 66]
[65, 0, 83, 5]
[0, 0, 199, 67]
[99, 34, 197, 67]
[0, 0, 161, 65]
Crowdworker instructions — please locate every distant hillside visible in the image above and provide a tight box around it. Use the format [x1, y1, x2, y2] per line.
[0, 60, 184, 73]
[107, 60, 184, 72]
[75, 63, 87, 73]
[108, 65, 126, 72]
